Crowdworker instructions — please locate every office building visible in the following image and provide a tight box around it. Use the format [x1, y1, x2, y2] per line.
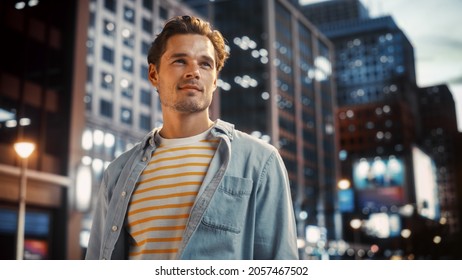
[0, 0, 89, 259]
[299, 0, 369, 26]
[183, 0, 340, 258]
[417, 85, 461, 241]
[300, 0, 461, 258]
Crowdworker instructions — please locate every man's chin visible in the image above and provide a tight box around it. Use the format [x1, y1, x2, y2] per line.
[173, 104, 208, 114]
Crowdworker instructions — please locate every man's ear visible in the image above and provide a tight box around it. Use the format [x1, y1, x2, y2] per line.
[148, 63, 159, 87]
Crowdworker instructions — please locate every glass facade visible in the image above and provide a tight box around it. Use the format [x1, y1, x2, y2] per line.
[334, 26, 414, 107]
[184, 0, 339, 249]
[212, 0, 268, 135]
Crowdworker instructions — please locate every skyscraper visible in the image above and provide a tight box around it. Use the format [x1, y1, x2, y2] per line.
[183, 0, 340, 258]
[300, 0, 461, 258]
[300, 0, 369, 25]
[417, 85, 461, 240]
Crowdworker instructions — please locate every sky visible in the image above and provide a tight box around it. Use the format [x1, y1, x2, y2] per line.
[301, 0, 462, 131]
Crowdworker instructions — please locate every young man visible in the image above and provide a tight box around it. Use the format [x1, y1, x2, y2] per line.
[85, 15, 298, 260]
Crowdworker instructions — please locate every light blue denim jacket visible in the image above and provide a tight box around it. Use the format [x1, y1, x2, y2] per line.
[85, 120, 298, 260]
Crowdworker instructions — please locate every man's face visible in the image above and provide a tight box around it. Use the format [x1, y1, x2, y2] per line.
[149, 34, 218, 114]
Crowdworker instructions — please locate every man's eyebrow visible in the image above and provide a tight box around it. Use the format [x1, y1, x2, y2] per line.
[168, 53, 215, 63]
[169, 53, 188, 59]
[200, 55, 215, 65]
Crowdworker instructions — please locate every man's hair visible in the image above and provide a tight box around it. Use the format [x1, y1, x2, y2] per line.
[147, 15, 229, 72]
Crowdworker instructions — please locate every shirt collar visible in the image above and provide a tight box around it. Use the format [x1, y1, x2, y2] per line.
[140, 118, 235, 149]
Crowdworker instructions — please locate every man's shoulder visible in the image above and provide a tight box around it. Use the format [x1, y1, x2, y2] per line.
[216, 119, 278, 153]
[233, 129, 277, 151]
[105, 145, 138, 174]
[105, 130, 155, 173]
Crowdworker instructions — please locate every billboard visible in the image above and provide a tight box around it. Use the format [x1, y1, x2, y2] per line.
[353, 156, 404, 190]
[353, 156, 405, 209]
[364, 213, 401, 238]
[412, 146, 440, 220]
[338, 188, 354, 213]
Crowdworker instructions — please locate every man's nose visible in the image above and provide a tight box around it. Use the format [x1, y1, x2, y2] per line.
[184, 63, 201, 79]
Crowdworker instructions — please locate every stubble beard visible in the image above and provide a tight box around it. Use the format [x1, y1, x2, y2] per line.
[160, 93, 212, 114]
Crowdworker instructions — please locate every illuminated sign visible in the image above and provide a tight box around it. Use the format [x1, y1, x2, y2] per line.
[338, 188, 354, 212]
[412, 146, 440, 220]
[353, 156, 404, 190]
[353, 156, 405, 209]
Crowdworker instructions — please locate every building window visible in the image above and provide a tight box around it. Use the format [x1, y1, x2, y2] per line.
[100, 99, 113, 118]
[141, 41, 150, 56]
[122, 55, 133, 73]
[104, 0, 116, 13]
[142, 18, 153, 34]
[122, 28, 134, 48]
[120, 79, 133, 99]
[84, 94, 92, 111]
[87, 39, 94, 55]
[142, 0, 153, 11]
[121, 107, 132, 124]
[103, 19, 115, 37]
[140, 88, 151, 106]
[89, 11, 95, 27]
[101, 72, 114, 90]
[159, 6, 168, 19]
[140, 114, 151, 131]
[87, 66, 93, 82]
[141, 65, 149, 81]
[124, 6, 135, 23]
[102, 46, 114, 64]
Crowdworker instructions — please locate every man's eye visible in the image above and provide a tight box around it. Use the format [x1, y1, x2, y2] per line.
[201, 62, 212, 68]
[173, 59, 186, 64]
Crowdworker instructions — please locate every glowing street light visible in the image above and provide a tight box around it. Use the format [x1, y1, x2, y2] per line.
[14, 142, 35, 159]
[350, 219, 362, 230]
[337, 179, 351, 190]
[14, 141, 36, 260]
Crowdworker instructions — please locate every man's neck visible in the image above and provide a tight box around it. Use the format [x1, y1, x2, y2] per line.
[160, 112, 214, 139]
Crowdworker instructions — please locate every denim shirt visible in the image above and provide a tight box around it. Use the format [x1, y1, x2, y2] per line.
[85, 120, 298, 260]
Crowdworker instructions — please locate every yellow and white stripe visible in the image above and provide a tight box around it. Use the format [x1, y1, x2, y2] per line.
[127, 130, 218, 259]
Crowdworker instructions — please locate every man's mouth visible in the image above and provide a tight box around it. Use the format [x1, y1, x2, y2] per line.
[178, 82, 202, 92]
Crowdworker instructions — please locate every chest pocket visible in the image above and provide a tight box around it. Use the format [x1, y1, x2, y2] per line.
[201, 175, 253, 233]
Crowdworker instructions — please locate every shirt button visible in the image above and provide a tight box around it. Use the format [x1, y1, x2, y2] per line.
[111, 225, 118, 232]
[142, 156, 147, 162]
[121, 191, 127, 197]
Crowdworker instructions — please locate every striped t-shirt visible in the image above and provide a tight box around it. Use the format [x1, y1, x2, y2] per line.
[127, 128, 219, 259]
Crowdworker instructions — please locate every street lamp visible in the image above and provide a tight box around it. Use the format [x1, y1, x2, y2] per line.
[14, 141, 35, 260]
[337, 179, 351, 190]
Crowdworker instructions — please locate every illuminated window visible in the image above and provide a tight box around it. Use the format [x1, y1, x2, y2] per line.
[124, 6, 135, 23]
[103, 19, 115, 37]
[122, 56, 133, 73]
[121, 107, 132, 125]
